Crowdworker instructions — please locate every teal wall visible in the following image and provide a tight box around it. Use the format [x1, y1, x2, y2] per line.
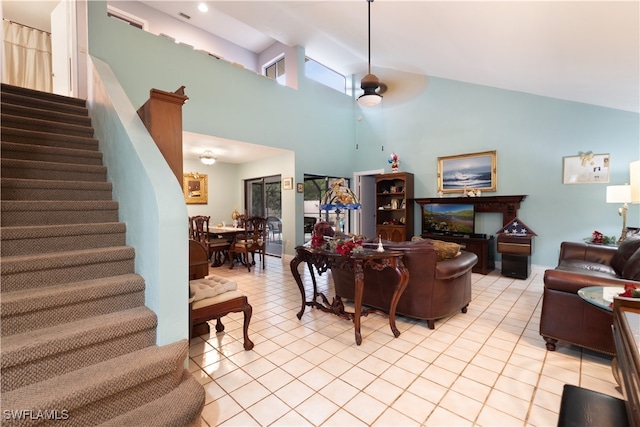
[88, 1, 639, 268]
[355, 76, 640, 266]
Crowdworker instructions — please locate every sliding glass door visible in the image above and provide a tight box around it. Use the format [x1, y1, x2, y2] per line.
[244, 175, 282, 256]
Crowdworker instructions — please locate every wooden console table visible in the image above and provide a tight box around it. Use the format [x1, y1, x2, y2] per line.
[290, 246, 409, 345]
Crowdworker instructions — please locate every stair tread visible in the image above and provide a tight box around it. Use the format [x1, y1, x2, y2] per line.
[1, 177, 112, 190]
[1, 273, 145, 315]
[98, 370, 205, 427]
[1, 83, 87, 107]
[1, 104, 91, 126]
[1, 141, 103, 159]
[1, 306, 157, 366]
[1, 126, 99, 149]
[1, 245, 134, 266]
[1, 200, 118, 211]
[1, 340, 187, 409]
[1, 222, 125, 239]
[1, 158, 107, 172]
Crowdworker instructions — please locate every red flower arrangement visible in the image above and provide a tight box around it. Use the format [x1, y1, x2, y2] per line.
[309, 222, 363, 255]
[618, 283, 640, 298]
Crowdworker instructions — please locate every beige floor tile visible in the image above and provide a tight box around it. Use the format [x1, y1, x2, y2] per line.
[189, 259, 619, 427]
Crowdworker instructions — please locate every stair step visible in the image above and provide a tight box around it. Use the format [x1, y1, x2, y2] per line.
[1, 306, 157, 392]
[1, 200, 118, 227]
[1, 83, 86, 108]
[1, 340, 188, 426]
[1, 90, 89, 116]
[1, 103, 92, 127]
[1, 126, 99, 151]
[1, 222, 126, 257]
[1, 141, 103, 166]
[98, 370, 205, 427]
[1, 178, 113, 202]
[1, 273, 146, 337]
[1, 113, 94, 138]
[1, 246, 135, 292]
[1, 158, 107, 182]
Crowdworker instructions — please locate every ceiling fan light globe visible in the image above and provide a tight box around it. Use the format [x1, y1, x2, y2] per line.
[358, 92, 382, 107]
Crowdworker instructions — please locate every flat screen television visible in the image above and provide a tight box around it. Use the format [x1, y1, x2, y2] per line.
[423, 203, 475, 235]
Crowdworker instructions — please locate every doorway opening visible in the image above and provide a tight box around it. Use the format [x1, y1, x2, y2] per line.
[244, 175, 282, 257]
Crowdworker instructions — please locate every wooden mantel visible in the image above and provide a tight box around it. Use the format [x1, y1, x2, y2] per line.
[414, 195, 527, 225]
[137, 86, 189, 184]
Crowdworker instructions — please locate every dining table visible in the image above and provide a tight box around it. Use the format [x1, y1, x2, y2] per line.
[206, 226, 245, 267]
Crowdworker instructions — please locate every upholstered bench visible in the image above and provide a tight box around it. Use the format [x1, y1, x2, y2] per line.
[188, 238, 254, 351]
[189, 276, 254, 350]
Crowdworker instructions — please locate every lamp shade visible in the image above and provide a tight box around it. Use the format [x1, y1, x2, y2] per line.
[631, 160, 640, 203]
[357, 93, 382, 107]
[606, 184, 632, 204]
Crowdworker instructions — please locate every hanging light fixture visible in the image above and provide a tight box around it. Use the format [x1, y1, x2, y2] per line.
[199, 150, 216, 165]
[357, 0, 382, 107]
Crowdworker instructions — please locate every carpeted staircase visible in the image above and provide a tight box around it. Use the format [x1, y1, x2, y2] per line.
[0, 83, 205, 426]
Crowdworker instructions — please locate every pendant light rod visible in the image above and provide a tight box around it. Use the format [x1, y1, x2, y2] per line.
[367, 0, 373, 75]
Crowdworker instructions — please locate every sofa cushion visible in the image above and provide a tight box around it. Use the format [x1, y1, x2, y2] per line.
[622, 249, 640, 280]
[611, 237, 640, 275]
[556, 260, 618, 278]
[432, 240, 461, 261]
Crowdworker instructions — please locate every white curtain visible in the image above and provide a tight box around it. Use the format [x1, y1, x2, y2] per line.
[2, 20, 52, 92]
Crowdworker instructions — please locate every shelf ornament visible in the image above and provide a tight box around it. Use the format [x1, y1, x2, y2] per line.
[388, 152, 399, 173]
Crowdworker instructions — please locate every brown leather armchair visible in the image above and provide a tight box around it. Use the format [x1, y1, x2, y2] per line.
[332, 238, 478, 329]
[540, 237, 640, 355]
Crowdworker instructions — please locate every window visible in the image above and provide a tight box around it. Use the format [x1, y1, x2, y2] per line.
[264, 56, 286, 85]
[107, 6, 147, 30]
[305, 57, 346, 93]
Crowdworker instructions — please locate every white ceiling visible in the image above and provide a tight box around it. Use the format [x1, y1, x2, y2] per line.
[141, 0, 640, 114]
[5, 1, 639, 163]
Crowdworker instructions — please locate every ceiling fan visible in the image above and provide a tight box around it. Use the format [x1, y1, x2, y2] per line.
[356, 0, 428, 108]
[357, 0, 383, 107]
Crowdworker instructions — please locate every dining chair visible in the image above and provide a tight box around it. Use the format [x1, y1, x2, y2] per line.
[229, 216, 267, 272]
[191, 215, 231, 267]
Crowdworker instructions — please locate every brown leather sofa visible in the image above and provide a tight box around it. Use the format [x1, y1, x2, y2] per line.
[332, 238, 478, 329]
[540, 236, 640, 355]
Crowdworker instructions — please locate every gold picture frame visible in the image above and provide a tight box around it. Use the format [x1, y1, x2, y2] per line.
[183, 173, 208, 204]
[437, 150, 497, 193]
[283, 177, 293, 190]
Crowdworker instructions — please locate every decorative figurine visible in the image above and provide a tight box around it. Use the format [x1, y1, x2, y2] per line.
[388, 152, 399, 173]
[377, 236, 385, 252]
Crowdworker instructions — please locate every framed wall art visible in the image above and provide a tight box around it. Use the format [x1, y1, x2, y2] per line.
[283, 177, 293, 190]
[183, 173, 208, 204]
[562, 152, 610, 184]
[297, 183, 305, 193]
[437, 150, 497, 193]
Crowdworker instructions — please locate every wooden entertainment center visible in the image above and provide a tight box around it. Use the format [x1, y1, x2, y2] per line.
[415, 195, 527, 275]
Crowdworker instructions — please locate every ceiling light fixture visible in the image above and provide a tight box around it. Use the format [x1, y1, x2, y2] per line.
[199, 150, 216, 165]
[357, 0, 382, 108]
[198, 3, 208, 13]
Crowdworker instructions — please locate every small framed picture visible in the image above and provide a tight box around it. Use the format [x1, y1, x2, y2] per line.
[297, 183, 304, 193]
[283, 177, 293, 190]
[562, 153, 610, 184]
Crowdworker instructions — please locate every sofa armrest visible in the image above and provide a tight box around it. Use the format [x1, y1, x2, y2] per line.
[544, 268, 634, 294]
[559, 241, 617, 265]
[435, 251, 478, 280]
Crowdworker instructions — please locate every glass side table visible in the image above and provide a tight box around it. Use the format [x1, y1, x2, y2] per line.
[577, 286, 625, 312]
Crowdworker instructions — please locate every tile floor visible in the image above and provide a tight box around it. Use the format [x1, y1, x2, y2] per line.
[189, 256, 621, 426]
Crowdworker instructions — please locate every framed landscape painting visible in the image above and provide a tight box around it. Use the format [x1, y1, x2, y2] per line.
[437, 150, 497, 193]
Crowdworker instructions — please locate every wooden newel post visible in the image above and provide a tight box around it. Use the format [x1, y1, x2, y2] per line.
[137, 86, 189, 184]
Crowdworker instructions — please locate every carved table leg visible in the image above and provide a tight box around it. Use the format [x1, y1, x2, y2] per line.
[289, 255, 306, 319]
[354, 260, 364, 345]
[388, 258, 409, 338]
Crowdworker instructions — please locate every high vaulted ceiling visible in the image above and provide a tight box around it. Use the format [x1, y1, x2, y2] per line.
[139, 1, 640, 113]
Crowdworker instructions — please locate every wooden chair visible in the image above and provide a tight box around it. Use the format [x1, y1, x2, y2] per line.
[188, 240, 254, 350]
[229, 216, 267, 272]
[190, 215, 231, 267]
[267, 216, 282, 242]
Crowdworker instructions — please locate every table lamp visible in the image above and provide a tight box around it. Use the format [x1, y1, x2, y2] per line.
[631, 160, 640, 204]
[606, 184, 632, 244]
[320, 178, 361, 233]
